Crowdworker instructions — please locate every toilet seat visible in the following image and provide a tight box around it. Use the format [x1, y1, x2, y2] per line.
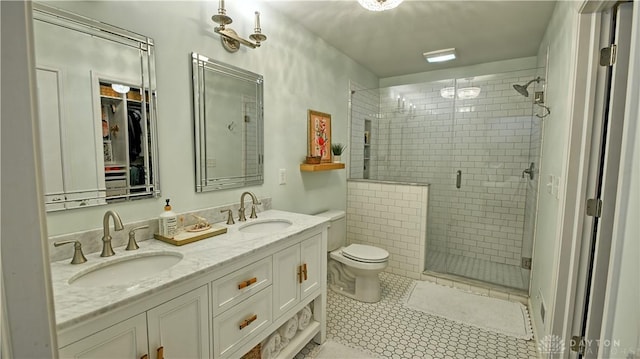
[342, 244, 389, 263]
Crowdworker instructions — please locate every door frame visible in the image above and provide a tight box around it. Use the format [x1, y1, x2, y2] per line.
[570, 3, 634, 357]
[1, 1, 58, 357]
[548, 1, 635, 357]
[598, 2, 640, 356]
[544, 3, 601, 349]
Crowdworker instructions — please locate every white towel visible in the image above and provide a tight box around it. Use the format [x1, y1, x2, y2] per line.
[279, 315, 299, 340]
[260, 332, 282, 359]
[279, 336, 290, 352]
[297, 305, 312, 331]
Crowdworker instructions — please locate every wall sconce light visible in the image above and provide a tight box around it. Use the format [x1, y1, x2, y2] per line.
[397, 96, 404, 111]
[212, 0, 267, 53]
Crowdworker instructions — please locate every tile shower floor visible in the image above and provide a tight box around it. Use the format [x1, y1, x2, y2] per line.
[295, 272, 537, 359]
[426, 251, 529, 290]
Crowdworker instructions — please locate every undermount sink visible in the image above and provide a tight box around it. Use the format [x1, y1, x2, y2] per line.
[68, 252, 183, 287]
[238, 219, 293, 234]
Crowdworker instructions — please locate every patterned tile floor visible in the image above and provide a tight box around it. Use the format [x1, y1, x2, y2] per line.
[295, 272, 538, 359]
[426, 251, 529, 291]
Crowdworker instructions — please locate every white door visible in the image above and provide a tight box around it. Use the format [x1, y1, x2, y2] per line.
[146, 285, 210, 359]
[58, 313, 148, 359]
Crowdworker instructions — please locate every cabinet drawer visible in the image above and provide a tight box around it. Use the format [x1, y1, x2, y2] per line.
[211, 256, 272, 315]
[213, 286, 272, 358]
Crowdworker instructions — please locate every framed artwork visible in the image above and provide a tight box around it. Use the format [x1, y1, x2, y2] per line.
[308, 110, 332, 163]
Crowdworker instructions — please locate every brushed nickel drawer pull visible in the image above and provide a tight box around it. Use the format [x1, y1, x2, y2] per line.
[237, 277, 257, 290]
[239, 314, 258, 330]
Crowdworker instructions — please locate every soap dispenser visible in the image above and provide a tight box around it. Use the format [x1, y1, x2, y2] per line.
[159, 199, 178, 237]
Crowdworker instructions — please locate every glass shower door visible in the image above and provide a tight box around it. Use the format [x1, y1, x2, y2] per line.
[442, 71, 537, 291]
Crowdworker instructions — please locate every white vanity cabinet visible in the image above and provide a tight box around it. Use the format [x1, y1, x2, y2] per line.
[273, 233, 324, 318]
[210, 257, 274, 358]
[58, 313, 148, 358]
[55, 216, 328, 359]
[146, 285, 210, 358]
[59, 285, 209, 359]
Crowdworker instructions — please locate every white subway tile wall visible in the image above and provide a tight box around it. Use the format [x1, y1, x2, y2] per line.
[349, 69, 542, 279]
[346, 181, 429, 279]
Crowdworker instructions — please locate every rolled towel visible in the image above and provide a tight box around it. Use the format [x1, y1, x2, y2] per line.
[278, 315, 299, 341]
[260, 332, 282, 359]
[279, 336, 290, 352]
[297, 305, 312, 331]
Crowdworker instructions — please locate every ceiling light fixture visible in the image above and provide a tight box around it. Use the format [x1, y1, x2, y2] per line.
[440, 86, 481, 100]
[439, 87, 455, 99]
[357, 0, 404, 12]
[424, 48, 456, 63]
[457, 87, 481, 99]
[111, 84, 130, 94]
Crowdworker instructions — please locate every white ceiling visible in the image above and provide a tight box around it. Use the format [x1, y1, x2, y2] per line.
[265, 1, 557, 78]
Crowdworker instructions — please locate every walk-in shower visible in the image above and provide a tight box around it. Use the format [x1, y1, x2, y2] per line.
[349, 68, 545, 292]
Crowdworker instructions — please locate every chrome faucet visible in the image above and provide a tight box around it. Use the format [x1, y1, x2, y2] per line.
[101, 210, 124, 257]
[238, 191, 261, 221]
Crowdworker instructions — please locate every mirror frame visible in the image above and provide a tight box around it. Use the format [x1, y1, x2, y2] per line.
[33, 3, 161, 210]
[191, 53, 264, 192]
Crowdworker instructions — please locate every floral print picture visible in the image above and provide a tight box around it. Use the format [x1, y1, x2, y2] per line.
[308, 110, 332, 163]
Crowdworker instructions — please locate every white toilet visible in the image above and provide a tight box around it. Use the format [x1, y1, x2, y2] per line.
[316, 210, 389, 303]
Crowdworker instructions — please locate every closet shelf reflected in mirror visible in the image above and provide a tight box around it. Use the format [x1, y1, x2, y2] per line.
[99, 82, 154, 202]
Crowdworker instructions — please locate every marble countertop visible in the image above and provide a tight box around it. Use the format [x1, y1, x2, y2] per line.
[50, 209, 329, 330]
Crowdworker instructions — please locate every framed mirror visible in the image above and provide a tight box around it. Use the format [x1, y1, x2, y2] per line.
[33, 4, 160, 211]
[191, 53, 264, 192]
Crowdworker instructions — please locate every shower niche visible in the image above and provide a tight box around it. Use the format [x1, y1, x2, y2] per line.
[363, 119, 371, 179]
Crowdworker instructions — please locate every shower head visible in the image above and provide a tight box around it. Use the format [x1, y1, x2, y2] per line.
[513, 84, 530, 97]
[513, 76, 543, 97]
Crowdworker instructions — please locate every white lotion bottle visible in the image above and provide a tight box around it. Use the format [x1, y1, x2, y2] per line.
[159, 199, 178, 237]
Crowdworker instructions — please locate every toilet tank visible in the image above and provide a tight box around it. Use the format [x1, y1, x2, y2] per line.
[315, 210, 346, 251]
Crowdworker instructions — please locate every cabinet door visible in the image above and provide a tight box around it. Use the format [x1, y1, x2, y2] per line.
[146, 285, 209, 359]
[300, 233, 323, 300]
[273, 244, 301, 318]
[58, 313, 148, 359]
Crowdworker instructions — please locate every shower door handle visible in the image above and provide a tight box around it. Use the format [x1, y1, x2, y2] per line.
[456, 170, 462, 189]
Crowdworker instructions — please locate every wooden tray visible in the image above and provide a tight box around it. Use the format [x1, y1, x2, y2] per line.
[154, 224, 227, 246]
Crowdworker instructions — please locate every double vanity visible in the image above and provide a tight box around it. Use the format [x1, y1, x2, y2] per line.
[34, 4, 327, 358]
[51, 210, 329, 358]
